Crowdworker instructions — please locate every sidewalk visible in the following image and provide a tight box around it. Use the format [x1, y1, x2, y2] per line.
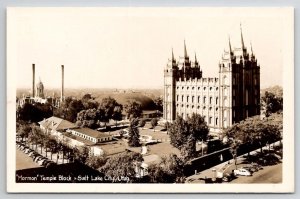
[185, 141, 281, 183]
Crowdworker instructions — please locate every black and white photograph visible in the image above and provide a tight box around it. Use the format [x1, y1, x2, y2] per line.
[6, 7, 294, 193]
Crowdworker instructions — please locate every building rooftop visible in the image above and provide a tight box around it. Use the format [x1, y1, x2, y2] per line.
[72, 127, 111, 139]
[39, 116, 77, 131]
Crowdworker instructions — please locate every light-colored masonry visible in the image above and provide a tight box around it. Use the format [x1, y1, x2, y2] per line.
[163, 27, 260, 133]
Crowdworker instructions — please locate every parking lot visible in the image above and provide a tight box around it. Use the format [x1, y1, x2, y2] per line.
[16, 147, 40, 170]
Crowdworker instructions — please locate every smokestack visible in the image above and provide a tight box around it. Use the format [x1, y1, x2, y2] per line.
[32, 64, 35, 97]
[61, 65, 64, 101]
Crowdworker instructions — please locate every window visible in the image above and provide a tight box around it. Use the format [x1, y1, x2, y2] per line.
[198, 96, 200, 103]
[197, 106, 200, 109]
[203, 96, 206, 104]
[187, 96, 189, 103]
[223, 75, 228, 84]
[216, 118, 218, 125]
[209, 117, 212, 124]
[187, 86, 189, 90]
[177, 95, 179, 101]
[209, 97, 212, 104]
[204, 87, 206, 91]
[198, 87, 200, 90]
[210, 87, 212, 91]
[187, 105, 189, 108]
[216, 97, 218, 105]
[192, 96, 194, 103]
[192, 105, 194, 109]
[216, 87, 219, 91]
[182, 95, 184, 102]
[192, 87, 194, 90]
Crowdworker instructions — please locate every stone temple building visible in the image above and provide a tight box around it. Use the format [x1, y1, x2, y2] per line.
[163, 27, 260, 133]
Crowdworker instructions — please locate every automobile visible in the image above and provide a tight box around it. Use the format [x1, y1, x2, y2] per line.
[24, 148, 32, 154]
[34, 156, 45, 163]
[251, 163, 263, 171]
[45, 162, 56, 169]
[222, 173, 235, 182]
[42, 160, 51, 167]
[243, 165, 258, 173]
[38, 159, 48, 166]
[28, 151, 36, 157]
[233, 168, 252, 176]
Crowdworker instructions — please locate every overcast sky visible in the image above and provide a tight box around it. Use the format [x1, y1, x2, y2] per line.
[10, 8, 285, 90]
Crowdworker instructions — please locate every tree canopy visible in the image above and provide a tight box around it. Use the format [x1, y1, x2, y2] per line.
[127, 118, 140, 147]
[169, 114, 209, 160]
[100, 151, 143, 182]
[124, 100, 142, 119]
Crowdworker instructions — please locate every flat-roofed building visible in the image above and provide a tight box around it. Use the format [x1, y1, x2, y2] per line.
[67, 127, 113, 144]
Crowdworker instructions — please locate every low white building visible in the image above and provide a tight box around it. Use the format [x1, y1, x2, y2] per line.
[67, 128, 113, 144]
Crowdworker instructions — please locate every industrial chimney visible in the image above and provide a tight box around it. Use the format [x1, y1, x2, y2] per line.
[61, 65, 64, 102]
[32, 64, 35, 97]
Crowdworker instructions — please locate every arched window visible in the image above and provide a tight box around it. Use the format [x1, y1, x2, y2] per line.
[203, 96, 206, 104]
[176, 95, 179, 101]
[209, 97, 212, 104]
[216, 97, 218, 105]
[198, 96, 200, 103]
[223, 75, 228, 85]
[192, 96, 194, 103]
[182, 95, 184, 102]
[215, 118, 218, 125]
[187, 96, 189, 103]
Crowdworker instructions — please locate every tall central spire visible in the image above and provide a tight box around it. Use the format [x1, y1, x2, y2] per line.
[240, 23, 245, 50]
[184, 39, 188, 58]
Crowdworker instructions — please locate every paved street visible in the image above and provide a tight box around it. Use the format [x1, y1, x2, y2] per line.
[231, 163, 282, 184]
[185, 141, 282, 184]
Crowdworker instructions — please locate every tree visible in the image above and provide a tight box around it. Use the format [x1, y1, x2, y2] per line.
[139, 119, 146, 128]
[169, 114, 209, 160]
[127, 118, 140, 147]
[17, 123, 32, 143]
[85, 155, 108, 170]
[18, 103, 53, 123]
[147, 154, 185, 183]
[76, 108, 101, 129]
[99, 97, 119, 125]
[100, 151, 143, 182]
[73, 146, 90, 164]
[153, 97, 163, 111]
[112, 105, 123, 126]
[262, 91, 283, 117]
[150, 118, 158, 132]
[54, 98, 84, 123]
[124, 100, 142, 119]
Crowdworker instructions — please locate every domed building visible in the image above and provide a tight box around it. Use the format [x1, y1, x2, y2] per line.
[36, 78, 45, 98]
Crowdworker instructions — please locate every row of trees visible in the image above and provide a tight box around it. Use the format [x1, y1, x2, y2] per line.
[17, 102, 53, 123]
[17, 122, 96, 164]
[54, 94, 143, 129]
[224, 114, 282, 166]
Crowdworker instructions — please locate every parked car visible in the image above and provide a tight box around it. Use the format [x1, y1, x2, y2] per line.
[222, 173, 235, 182]
[233, 168, 252, 176]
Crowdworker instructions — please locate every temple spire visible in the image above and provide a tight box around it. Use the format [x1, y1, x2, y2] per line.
[228, 35, 232, 54]
[240, 23, 245, 50]
[184, 39, 188, 58]
[171, 48, 175, 61]
[250, 41, 254, 55]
